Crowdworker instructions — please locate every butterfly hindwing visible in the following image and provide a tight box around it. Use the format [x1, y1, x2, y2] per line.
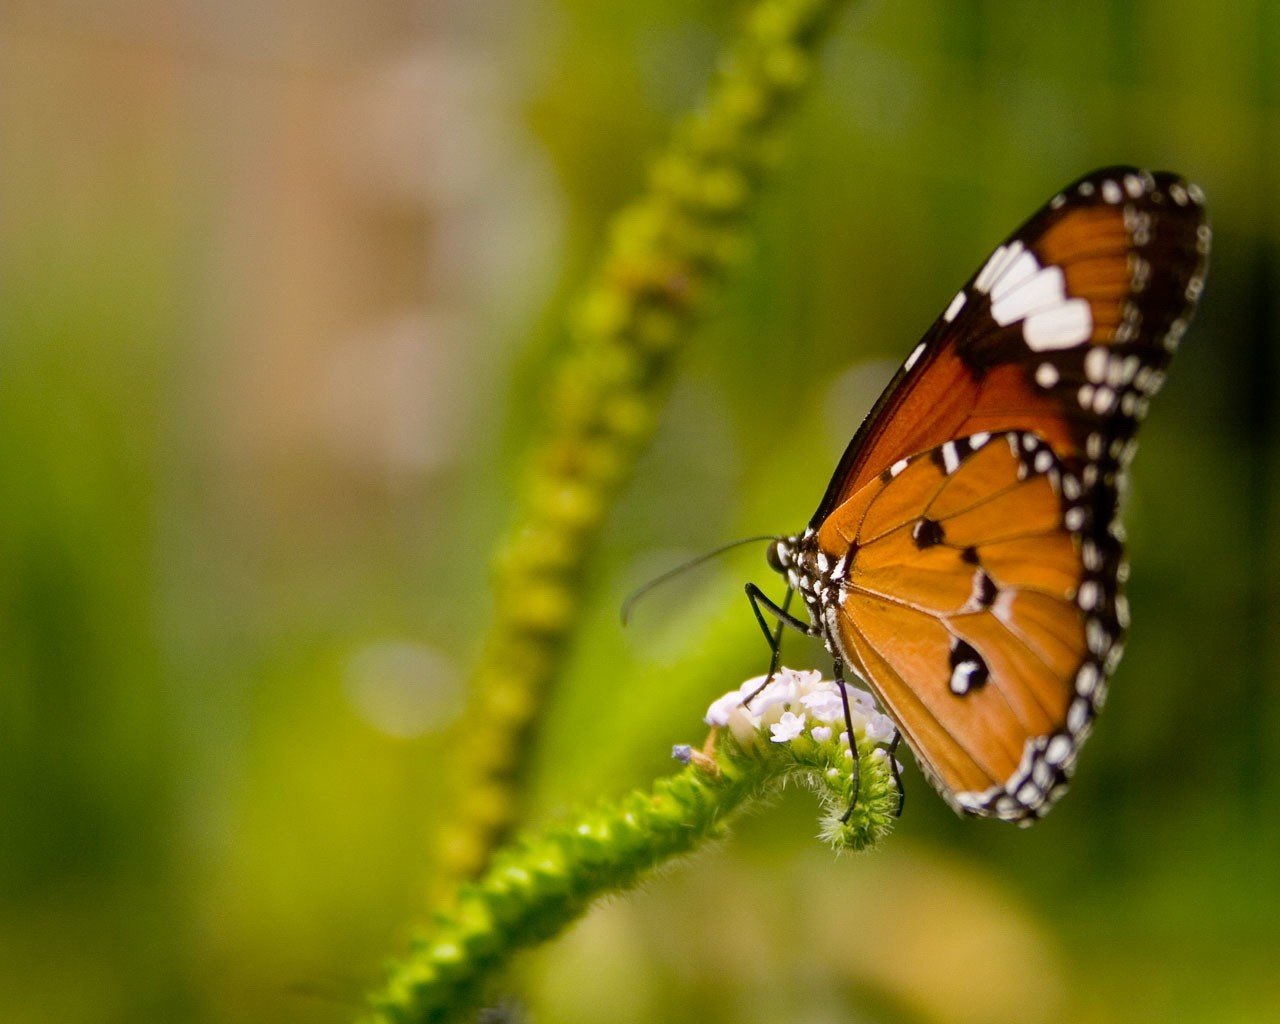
[817, 431, 1097, 820]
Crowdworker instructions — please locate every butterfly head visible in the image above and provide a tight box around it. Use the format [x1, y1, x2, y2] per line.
[767, 528, 839, 604]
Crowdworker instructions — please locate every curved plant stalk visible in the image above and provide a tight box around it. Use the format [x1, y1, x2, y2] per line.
[440, 0, 859, 893]
[373, 671, 900, 1024]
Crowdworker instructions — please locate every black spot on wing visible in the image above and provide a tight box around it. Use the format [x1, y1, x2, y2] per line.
[975, 569, 998, 608]
[912, 517, 945, 548]
[948, 638, 990, 695]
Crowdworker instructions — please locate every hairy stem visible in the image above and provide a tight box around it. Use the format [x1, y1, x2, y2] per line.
[440, 0, 857, 891]
[371, 714, 898, 1024]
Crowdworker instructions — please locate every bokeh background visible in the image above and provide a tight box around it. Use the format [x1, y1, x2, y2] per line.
[2, 2, 1277, 1022]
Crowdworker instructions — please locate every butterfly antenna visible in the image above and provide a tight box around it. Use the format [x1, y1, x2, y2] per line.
[620, 535, 779, 626]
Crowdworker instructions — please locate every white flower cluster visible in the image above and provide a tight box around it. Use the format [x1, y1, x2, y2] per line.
[704, 667, 896, 754]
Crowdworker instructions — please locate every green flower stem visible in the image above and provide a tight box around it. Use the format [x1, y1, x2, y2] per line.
[442, 0, 857, 889]
[370, 723, 897, 1024]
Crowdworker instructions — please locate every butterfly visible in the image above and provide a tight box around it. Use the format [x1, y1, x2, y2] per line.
[752, 167, 1210, 824]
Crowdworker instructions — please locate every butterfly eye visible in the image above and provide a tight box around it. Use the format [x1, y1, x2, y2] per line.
[767, 542, 789, 574]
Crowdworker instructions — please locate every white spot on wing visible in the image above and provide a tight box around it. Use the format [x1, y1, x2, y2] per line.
[976, 241, 1028, 296]
[943, 291, 966, 323]
[989, 249, 1041, 302]
[1084, 346, 1109, 383]
[1035, 362, 1059, 388]
[1024, 299, 1093, 350]
[1087, 618, 1107, 655]
[950, 660, 980, 695]
[1078, 580, 1100, 609]
[904, 341, 926, 372]
[990, 266, 1067, 326]
[974, 244, 1008, 294]
[1130, 256, 1151, 292]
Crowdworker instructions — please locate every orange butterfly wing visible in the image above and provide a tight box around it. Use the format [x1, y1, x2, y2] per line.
[817, 432, 1089, 817]
[812, 168, 1208, 520]
[788, 168, 1209, 822]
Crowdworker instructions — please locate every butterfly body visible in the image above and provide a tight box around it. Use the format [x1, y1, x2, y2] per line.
[764, 168, 1209, 824]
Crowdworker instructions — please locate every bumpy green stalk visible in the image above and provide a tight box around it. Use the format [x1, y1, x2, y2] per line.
[441, 0, 857, 890]
[370, 714, 898, 1024]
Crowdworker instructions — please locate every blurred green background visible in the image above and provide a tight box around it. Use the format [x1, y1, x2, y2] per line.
[1, 1, 1276, 1022]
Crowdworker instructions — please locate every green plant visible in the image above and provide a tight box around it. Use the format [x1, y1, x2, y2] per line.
[367, 670, 900, 1024]
[437, 0, 858, 889]
[367, 2, 890, 1020]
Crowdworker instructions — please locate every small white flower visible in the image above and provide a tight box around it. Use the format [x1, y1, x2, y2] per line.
[790, 668, 825, 691]
[752, 676, 799, 719]
[705, 688, 746, 727]
[864, 711, 897, 746]
[704, 667, 897, 753]
[726, 705, 761, 745]
[799, 687, 846, 722]
[737, 674, 771, 698]
[770, 711, 807, 743]
[847, 684, 876, 709]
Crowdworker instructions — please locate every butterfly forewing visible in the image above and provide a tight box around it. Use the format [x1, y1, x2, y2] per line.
[783, 167, 1208, 823]
[813, 167, 1209, 523]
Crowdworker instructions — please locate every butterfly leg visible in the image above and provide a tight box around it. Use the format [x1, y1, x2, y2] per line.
[744, 583, 811, 643]
[833, 663, 908, 820]
[887, 731, 905, 817]
[832, 659, 864, 824]
[743, 583, 810, 705]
